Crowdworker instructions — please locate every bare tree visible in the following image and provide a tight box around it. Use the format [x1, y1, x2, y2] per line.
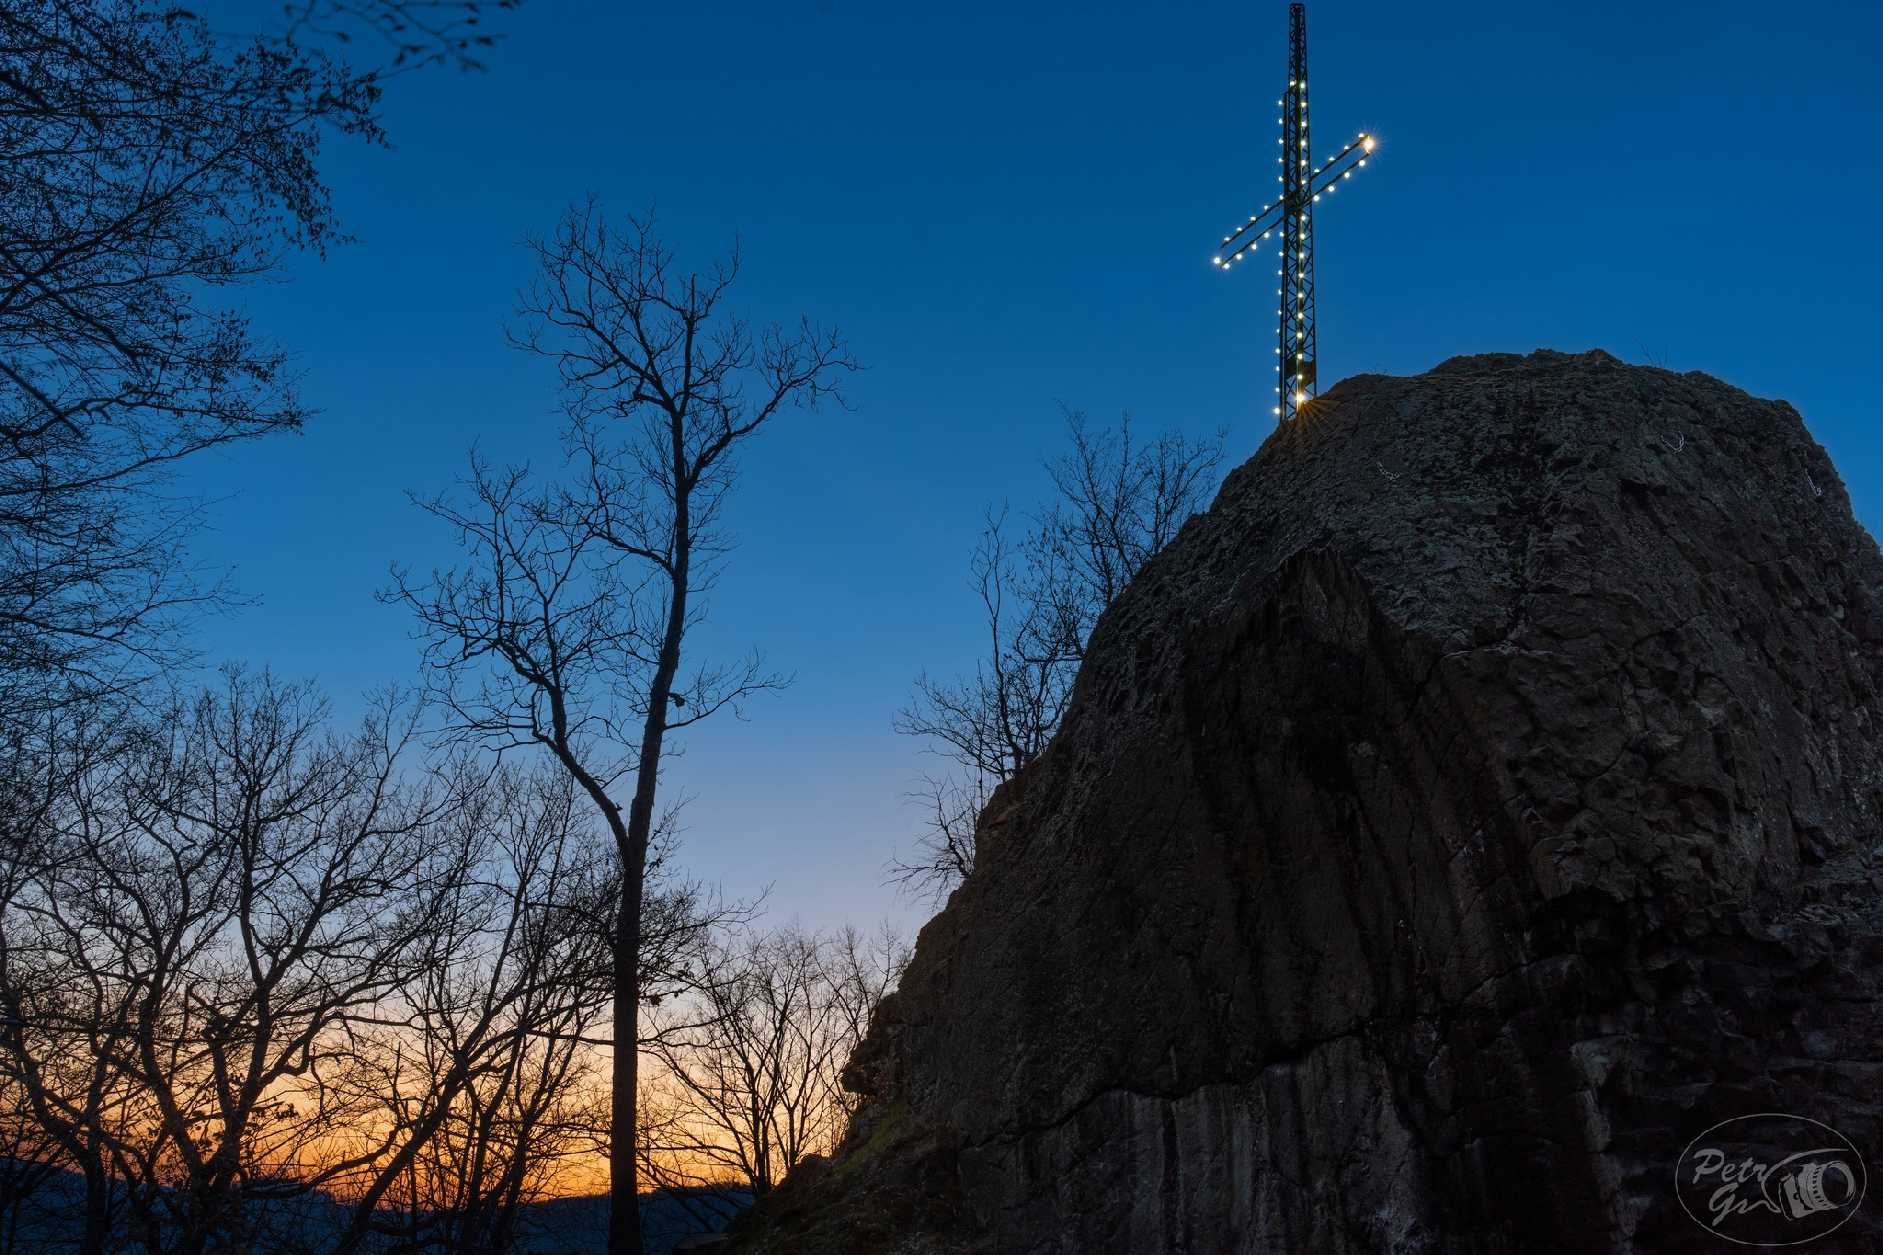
[0, 0, 515, 737]
[365, 762, 744, 1255]
[823, 924, 911, 1117]
[889, 774, 985, 907]
[0, 708, 125, 1255]
[646, 928, 839, 1198]
[0, 1072, 67, 1255]
[1033, 412, 1226, 658]
[899, 511, 1068, 790]
[0, 670, 652, 1255]
[388, 202, 854, 1255]
[893, 412, 1222, 899]
[0, 671, 450, 1254]
[643, 924, 907, 1199]
[368, 764, 615, 1255]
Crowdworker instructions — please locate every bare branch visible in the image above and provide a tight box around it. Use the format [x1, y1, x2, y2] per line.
[394, 200, 854, 1254]
[893, 412, 1223, 897]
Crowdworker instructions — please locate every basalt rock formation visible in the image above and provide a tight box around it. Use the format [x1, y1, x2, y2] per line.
[734, 350, 1883, 1253]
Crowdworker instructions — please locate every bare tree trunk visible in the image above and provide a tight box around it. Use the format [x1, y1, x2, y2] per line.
[611, 512, 688, 1255]
[394, 204, 852, 1254]
[78, 1162, 108, 1255]
[609, 882, 644, 1255]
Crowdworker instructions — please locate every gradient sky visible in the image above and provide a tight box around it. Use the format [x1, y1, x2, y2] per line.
[175, 0, 1881, 936]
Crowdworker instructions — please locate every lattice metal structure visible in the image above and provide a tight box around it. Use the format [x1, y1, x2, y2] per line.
[1210, 2, 1379, 424]
[1280, 3, 1315, 423]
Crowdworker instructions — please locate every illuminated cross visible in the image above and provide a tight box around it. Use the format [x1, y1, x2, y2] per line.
[1210, 2, 1380, 424]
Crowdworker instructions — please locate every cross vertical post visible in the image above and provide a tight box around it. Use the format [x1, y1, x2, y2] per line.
[1206, 1, 1380, 427]
[1280, 3, 1316, 423]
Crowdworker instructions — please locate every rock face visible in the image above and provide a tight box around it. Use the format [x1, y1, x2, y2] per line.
[735, 350, 1883, 1253]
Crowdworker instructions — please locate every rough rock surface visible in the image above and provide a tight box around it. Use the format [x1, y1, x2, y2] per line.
[732, 350, 1883, 1253]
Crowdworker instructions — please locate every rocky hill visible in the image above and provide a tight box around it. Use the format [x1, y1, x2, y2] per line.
[733, 350, 1883, 1254]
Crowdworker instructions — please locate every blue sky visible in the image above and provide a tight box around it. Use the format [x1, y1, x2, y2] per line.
[177, 0, 1881, 934]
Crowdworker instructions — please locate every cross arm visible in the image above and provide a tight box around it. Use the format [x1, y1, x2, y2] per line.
[1210, 132, 1378, 271]
[1306, 133, 1377, 202]
[1212, 195, 1289, 270]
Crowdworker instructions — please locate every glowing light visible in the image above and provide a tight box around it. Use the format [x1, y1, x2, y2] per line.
[1204, 22, 1383, 425]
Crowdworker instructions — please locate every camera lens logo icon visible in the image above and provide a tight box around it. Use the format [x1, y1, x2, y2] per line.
[1677, 1113, 1867, 1245]
[1776, 1159, 1859, 1220]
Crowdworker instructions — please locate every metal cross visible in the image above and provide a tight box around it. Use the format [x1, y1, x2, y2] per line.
[1210, 2, 1380, 424]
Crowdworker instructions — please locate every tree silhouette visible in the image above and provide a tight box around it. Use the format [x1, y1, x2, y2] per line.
[390, 202, 854, 1255]
[895, 413, 1222, 899]
[0, 0, 515, 738]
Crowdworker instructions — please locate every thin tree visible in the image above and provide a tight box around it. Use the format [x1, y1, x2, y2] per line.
[1032, 411, 1226, 659]
[821, 923, 912, 1137]
[370, 764, 616, 1255]
[366, 763, 738, 1255]
[645, 927, 838, 1198]
[389, 202, 854, 1255]
[893, 411, 1222, 898]
[643, 923, 908, 1198]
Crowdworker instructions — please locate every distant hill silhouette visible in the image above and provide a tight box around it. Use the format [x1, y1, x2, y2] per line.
[0, 1159, 747, 1254]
